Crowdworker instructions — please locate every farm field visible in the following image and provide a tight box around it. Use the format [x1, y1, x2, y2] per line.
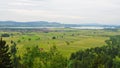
[1, 28, 120, 57]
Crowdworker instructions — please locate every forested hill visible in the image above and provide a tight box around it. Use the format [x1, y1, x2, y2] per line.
[0, 21, 62, 27]
[0, 21, 119, 28]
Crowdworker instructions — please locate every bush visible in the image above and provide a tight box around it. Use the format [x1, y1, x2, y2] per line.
[1, 33, 10, 37]
[52, 36, 56, 39]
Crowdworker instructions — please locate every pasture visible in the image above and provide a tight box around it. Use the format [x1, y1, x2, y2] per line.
[1, 28, 120, 57]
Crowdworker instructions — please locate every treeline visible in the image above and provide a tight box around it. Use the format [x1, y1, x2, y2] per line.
[70, 35, 120, 68]
[1, 35, 120, 68]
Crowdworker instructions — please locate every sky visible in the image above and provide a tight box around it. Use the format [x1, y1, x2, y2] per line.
[0, 0, 120, 25]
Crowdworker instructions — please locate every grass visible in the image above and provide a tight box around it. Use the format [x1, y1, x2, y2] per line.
[1, 28, 120, 57]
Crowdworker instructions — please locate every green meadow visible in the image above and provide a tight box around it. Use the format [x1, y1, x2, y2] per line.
[1, 28, 120, 57]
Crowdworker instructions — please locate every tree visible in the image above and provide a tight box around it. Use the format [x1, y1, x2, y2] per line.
[49, 46, 68, 68]
[11, 42, 20, 68]
[22, 45, 68, 68]
[0, 38, 12, 68]
[113, 56, 120, 68]
[22, 46, 41, 68]
[1, 33, 10, 37]
[52, 36, 56, 39]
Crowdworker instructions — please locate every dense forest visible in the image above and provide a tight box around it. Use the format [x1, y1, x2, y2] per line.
[1, 35, 120, 68]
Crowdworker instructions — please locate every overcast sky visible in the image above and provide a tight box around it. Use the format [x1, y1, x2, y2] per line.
[0, 0, 120, 24]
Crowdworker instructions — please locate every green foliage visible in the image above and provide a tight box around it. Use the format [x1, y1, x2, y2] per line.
[22, 46, 68, 68]
[22, 46, 39, 68]
[0, 38, 13, 68]
[52, 36, 56, 39]
[49, 46, 68, 68]
[1, 29, 110, 57]
[105, 35, 120, 46]
[66, 41, 70, 45]
[1, 33, 10, 37]
[11, 42, 21, 68]
[2, 29, 120, 68]
[17, 40, 21, 43]
[70, 35, 120, 68]
[113, 56, 120, 68]
[28, 38, 31, 41]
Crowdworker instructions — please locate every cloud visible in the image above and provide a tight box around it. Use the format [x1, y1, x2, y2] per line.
[10, 2, 37, 6]
[10, 9, 87, 19]
[0, 0, 120, 24]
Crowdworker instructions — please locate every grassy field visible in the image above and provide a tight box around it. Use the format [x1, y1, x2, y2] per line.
[1, 28, 120, 57]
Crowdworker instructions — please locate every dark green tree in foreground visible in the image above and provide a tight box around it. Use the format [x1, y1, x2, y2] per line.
[0, 38, 12, 68]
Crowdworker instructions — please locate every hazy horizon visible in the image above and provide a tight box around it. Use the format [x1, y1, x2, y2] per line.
[0, 0, 120, 25]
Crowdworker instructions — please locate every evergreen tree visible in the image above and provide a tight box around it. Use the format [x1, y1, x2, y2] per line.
[0, 38, 12, 68]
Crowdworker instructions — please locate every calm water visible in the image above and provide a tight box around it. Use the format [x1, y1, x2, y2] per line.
[71, 27, 115, 29]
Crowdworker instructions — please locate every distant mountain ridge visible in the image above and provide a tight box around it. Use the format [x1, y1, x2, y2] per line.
[0, 21, 62, 27]
[0, 21, 119, 28]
